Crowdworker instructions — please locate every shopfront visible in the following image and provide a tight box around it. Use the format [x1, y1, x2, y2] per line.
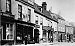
[0, 15, 35, 45]
[15, 20, 35, 44]
[58, 32, 66, 42]
[1, 15, 15, 45]
[42, 26, 53, 42]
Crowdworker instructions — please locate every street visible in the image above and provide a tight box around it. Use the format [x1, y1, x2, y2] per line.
[10, 42, 75, 46]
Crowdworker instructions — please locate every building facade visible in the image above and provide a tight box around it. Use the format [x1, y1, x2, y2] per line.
[0, 0, 60, 45]
[41, 2, 58, 42]
[65, 21, 73, 42]
[0, 0, 36, 45]
[51, 13, 58, 42]
[57, 15, 66, 42]
[34, 2, 58, 43]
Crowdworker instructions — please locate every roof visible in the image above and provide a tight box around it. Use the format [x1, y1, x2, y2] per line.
[34, 3, 58, 23]
[56, 14, 65, 21]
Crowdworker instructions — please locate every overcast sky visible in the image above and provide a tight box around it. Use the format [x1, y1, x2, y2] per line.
[35, 0, 75, 22]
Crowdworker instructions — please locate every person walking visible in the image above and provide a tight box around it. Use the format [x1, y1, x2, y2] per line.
[25, 35, 27, 45]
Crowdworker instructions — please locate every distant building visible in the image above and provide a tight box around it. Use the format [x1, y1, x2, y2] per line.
[0, 0, 35, 45]
[57, 15, 66, 42]
[65, 21, 73, 42]
[41, 2, 58, 42]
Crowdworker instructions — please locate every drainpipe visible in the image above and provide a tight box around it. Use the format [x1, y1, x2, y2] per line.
[65, 25, 67, 42]
[57, 22, 59, 42]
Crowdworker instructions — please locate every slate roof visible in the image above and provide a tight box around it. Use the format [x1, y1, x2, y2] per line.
[34, 3, 58, 23]
[56, 14, 65, 21]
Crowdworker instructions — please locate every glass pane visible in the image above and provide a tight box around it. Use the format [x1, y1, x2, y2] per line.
[7, 1, 10, 4]
[27, 15, 30, 22]
[6, 24, 13, 40]
[28, 9, 31, 15]
[3, 24, 6, 39]
[10, 24, 13, 31]
[18, 5, 22, 12]
[6, 0, 11, 12]
[18, 13, 21, 18]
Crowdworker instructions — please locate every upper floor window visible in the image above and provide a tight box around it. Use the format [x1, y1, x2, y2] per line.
[27, 8, 31, 22]
[18, 4, 22, 20]
[2, 23, 14, 40]
[6, 0, 11, 13]
[40, 17, 43, 25]
[35, 15, 38, 24]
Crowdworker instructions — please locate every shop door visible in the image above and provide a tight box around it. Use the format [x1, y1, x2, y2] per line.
[16, 24, 28, 43]
[34, 29, 39, 43]
[16, 24, 23, 44]
[50, 31, 53, 42]
[22, 26, 28, 41]
[27, 27, 33, 41]
[0, 27, 2, 45]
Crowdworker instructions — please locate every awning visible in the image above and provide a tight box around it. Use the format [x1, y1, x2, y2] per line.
[1, 14, 35, 26]
[15, 20, 36, 26]
[1, 15, 14, 23]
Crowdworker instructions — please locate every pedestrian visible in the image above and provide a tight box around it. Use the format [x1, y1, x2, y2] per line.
[25, 35, 27, 45]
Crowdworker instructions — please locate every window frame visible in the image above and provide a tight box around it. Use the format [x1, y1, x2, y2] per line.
[27, 8, 31, 22]
[40, 17, 43, 25]
[35, 15, 38, 24]
[18, 4, 22, 20]
[2, 23, 14, 40]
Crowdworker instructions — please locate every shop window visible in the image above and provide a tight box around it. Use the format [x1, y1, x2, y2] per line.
[18, 4, 22, 20]
[35, 15, 38, 24]
[2, 23, 14, 40]
[6, 0, 11, 13]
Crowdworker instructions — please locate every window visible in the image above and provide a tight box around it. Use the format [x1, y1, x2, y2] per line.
[35, 15, 38, 24]
[40, 17, 43, 25]
[43, 30, 46, 37]
[6, 0, 11, 12]
[2, 23, 14, 40]
[27, 9, 31, 22]
[18, 4, 22, 20]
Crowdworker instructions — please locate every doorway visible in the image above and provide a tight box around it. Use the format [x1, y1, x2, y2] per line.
[34, 29, 39, 43]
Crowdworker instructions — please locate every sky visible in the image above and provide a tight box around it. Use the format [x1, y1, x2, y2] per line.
[35, 0, 75, 22]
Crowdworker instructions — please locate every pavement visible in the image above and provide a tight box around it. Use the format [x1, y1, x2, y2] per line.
[1, 42, 75, 46]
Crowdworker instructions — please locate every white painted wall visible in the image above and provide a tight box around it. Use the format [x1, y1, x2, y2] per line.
[34, 13, 43, 39]
[28, 6, 35, 24]
[51, 21, 57, 31]
[43, 17, 48, 26]
[1, 0, 6, 12]
[11, 0, 18, 19]
[58, 19, 65, 32]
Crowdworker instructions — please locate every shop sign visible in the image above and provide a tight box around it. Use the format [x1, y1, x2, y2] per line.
[35, 25, 40, 28]
[43, 26, 51, 31]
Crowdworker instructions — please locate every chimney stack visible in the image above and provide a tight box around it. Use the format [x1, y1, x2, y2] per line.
[42, 2, 47, 13]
